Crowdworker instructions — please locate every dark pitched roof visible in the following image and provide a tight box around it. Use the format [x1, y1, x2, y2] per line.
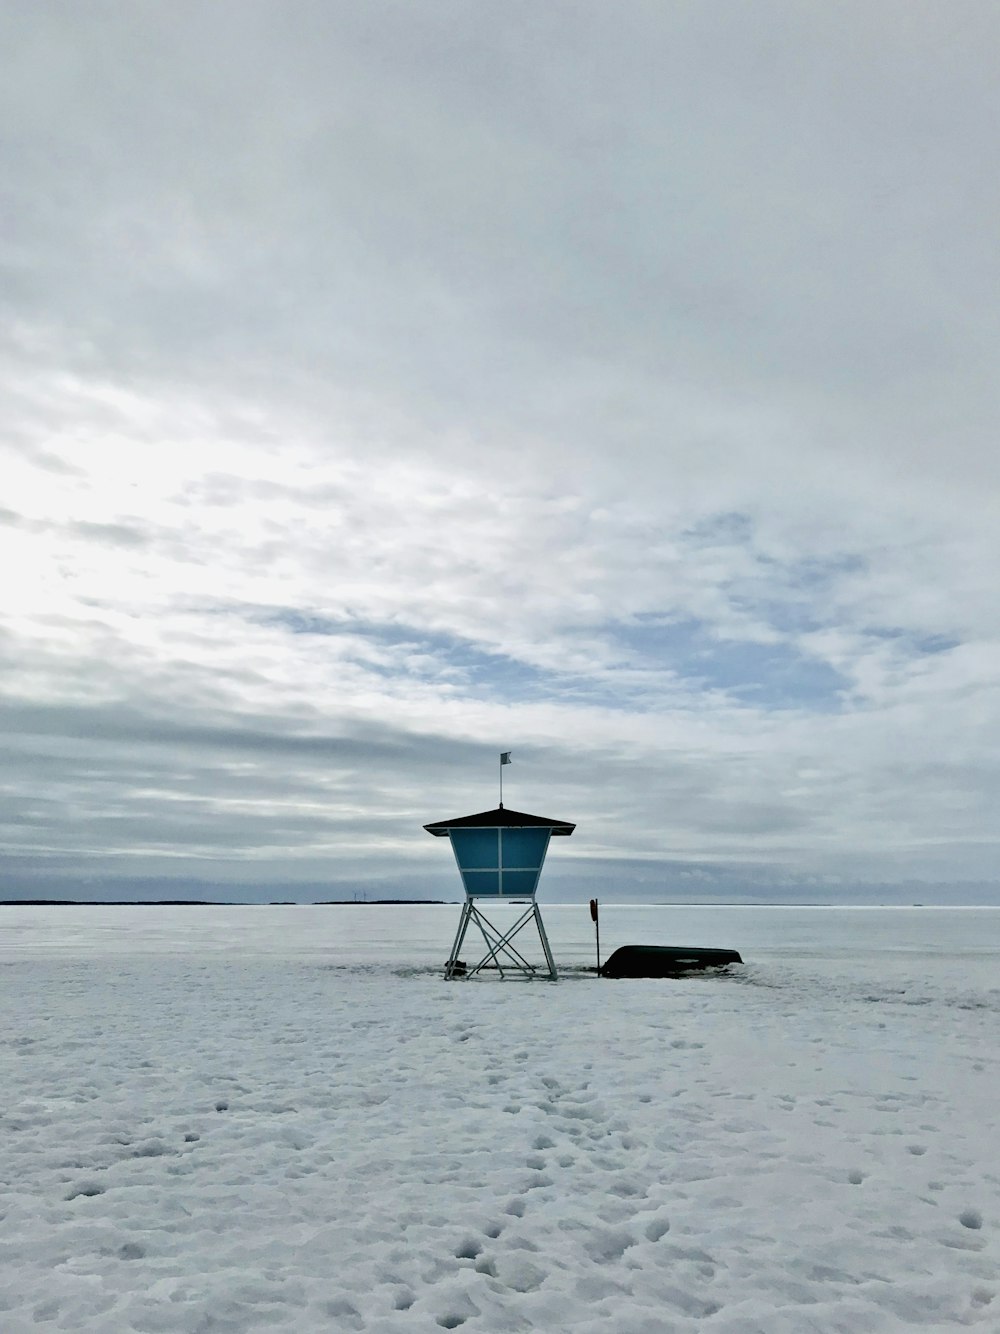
[423, 805, 575, 836]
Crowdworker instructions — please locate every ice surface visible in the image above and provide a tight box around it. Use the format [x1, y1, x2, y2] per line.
[2, 905, 998, 1331]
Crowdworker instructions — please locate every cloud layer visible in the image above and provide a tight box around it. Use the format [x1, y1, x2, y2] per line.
[2, 2, 999, 901]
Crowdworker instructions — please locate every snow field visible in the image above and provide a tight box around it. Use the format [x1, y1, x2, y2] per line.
[1, 908, 998, 1332]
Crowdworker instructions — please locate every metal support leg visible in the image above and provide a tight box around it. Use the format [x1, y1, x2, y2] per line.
[445, 900, 473, 978]
[444, 899, 558, 980]
[533, 903, 558, 980]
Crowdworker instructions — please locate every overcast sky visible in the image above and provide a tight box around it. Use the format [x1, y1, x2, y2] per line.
[2, 2, 999, 903]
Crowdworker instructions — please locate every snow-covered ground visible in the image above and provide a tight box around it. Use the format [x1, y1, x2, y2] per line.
[2, 904, 998, 1332]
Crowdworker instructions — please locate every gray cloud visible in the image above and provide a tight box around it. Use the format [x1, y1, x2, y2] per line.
[1, 2, 998, 901]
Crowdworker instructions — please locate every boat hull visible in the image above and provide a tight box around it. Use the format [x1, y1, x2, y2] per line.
[600, 944, 742, 977]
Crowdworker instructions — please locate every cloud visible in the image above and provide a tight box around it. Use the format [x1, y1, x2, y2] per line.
[1, 3, 998, 901]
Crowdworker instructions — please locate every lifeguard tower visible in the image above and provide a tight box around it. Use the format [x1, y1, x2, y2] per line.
[424, 803, 575, 979]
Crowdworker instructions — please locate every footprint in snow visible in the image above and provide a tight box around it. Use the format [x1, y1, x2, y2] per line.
[130, 1139, 172, 1158]
[959, 1209, 983, 1230]
[584, 1228, 636, 1263]
[608, 1178, 646, 1199]
[435, 1290, 480, 1328]
[492, 1254, 546, 1293]
[66, 1179, 106, 1200]
[524, 1173, 553, 1190]
[323, 1298, 362, 1329]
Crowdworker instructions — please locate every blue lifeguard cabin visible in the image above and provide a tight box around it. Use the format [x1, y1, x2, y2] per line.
[424, 804, 575, 979]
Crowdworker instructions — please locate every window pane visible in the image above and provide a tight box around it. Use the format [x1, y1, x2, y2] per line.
[500, 869, 540, 898]
[450, 829, 499, 869]
[500, 828, 549, 869]
[462, 871, 501, 896]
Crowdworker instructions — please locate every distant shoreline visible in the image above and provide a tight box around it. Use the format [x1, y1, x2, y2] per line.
[1, 899, 995, 909]
[0, 899, 451, 907]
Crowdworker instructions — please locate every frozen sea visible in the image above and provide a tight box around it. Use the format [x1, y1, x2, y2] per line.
[2, 904, 998, 1333]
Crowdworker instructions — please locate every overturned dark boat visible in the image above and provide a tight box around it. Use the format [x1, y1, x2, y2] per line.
[601, 944, 742, 978]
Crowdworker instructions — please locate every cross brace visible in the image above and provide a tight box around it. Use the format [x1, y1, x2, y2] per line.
[444, 899, 557, 980]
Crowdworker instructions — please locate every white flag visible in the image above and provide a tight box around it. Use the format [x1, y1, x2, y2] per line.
[500, 752, 512, 764]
